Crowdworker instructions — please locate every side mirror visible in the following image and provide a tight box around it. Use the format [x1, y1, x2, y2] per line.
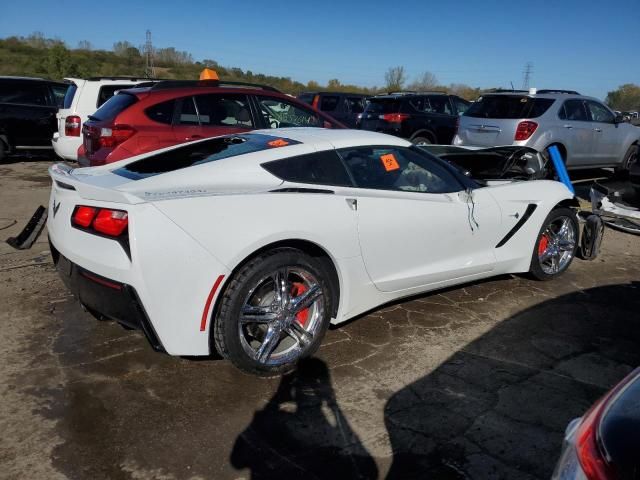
[614, 114, 624, 124]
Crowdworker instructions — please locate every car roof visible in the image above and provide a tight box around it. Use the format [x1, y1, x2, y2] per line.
[300, 91, 368, 97]
[0, 76, 67, 85]
[372, 92, 448, 99]
[480, 91, 601, 102]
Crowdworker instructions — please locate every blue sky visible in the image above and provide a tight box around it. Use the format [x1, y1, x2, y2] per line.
[2, 0, 639, 98]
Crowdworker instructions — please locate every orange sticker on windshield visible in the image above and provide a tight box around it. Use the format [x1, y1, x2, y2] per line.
[267, 139, 289, 147]
[380, 153, 400, 171]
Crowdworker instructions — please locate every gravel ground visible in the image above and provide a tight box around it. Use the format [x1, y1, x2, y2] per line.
[1, 159, 639, 480]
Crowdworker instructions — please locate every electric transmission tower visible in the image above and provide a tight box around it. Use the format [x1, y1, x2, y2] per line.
[522, 62, 533, 90]
[143, 30, 155, 78]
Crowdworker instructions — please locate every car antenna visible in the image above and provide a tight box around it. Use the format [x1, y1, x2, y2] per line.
[510, 81, 515, 92]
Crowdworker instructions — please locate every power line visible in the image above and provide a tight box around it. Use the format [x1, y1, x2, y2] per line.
[522, 62, 533, 90]
[144, 30, 155, 78]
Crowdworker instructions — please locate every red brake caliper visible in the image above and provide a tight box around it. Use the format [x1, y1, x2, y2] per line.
[538, 234, 549, 256]
[290, 282, 309, 326]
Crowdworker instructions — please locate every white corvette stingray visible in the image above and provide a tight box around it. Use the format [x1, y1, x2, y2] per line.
[48, 128, 580, 374]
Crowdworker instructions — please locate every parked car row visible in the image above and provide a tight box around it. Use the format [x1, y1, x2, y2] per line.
[1, 75, 638, 175]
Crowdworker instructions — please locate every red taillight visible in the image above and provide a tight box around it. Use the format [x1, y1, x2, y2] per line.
[98, 125, 136, 148]
[514, 121, 538, 141]
[380, 113, 410, 123]
[65, 115, 81, 137]
[72, 206, 97, 228]
[312, 95, 320, 110]
[72, 206, 128, 237]
[575, 396, 614, 480]
[93, 209, 129, 236]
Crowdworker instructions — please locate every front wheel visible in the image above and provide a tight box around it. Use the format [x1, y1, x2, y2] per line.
[213, 248, 333, 376]
[411, 136, 432, 146]
[529, 207, 578, 280]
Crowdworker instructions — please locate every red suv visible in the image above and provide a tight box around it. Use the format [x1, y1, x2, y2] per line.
[81, 80, 344, 166]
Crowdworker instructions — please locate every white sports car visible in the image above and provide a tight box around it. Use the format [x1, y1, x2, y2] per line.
[48, 128, 580, 375]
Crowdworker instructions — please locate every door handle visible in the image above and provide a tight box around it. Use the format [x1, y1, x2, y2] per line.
[563, 124, 573, 129]
[593, 128, 602, 132]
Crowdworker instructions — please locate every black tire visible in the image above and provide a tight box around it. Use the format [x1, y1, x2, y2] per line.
[411, 136, 432, 146]
[213, 248, 334, 376]
[614, 144, 638, 176]
[529, 207, 579, 280]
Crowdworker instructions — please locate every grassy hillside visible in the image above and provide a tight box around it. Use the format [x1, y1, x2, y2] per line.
[0, 35, 378, 96]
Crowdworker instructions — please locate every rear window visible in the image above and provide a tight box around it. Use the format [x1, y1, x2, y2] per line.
[0, 81, 49, 106]
[90, 93, 138, 121]
[346, 97, 365, 113]
[298, 94, 314, 105]
[113, 134, 301, 180]
[364, 98, 402, 114]
[63, 83, 77, 109]
[320, 96, 340, 112]
[465, 95, 555, 119]
[97, 84, 137, 107]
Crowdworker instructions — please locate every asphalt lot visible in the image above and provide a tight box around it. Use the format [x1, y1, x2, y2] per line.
[1, 159, 639, 480]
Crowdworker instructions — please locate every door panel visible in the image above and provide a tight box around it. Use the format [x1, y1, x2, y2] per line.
[586, 100, 620, 165]
[356, 189, 501, 292]
[560, 99, 594, 166]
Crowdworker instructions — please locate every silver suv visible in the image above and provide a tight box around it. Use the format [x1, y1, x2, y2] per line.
[454, 90, 640, 172]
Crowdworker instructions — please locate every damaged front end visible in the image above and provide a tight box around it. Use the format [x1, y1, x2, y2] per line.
[591, 183, 640, 235]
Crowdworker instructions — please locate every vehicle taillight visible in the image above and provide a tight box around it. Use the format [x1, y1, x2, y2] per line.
[72, 205, 128, 237]
[72, 206, 97, 228]
[93, 209, 129, 236]
[514, 121, 538, 141]
[98, 125, 136, 148]
[65, 115, 81, 137]
[312, 95, 320, 110]
[380, 113, 410, 122]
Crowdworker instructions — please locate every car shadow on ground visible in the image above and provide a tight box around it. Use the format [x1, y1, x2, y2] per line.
[230, 282, 640, 479]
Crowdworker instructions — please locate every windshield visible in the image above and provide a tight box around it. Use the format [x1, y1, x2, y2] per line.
[465, 95, 554, 119]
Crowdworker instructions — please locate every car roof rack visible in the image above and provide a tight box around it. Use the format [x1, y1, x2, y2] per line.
[486, 88, 528, 93]
[86, 76, 161, 82]
[536, 89, 580, 95]
[148, 80, 281, 93]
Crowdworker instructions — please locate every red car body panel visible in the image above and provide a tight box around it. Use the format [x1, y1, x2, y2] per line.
[82, 86, 345, 166]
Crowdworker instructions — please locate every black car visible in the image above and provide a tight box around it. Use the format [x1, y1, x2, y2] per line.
[0, 76, 69, 161]
[357, 92, 471, 145]
[552, 367, 640, 479]
[298, 91, 367, 128]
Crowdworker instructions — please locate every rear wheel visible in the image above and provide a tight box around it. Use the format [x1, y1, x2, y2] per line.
[614, 144, 638, 176]
[411, 136, 432, 146]
[529, 207, 578, 280]
[213, 248, 333, 376]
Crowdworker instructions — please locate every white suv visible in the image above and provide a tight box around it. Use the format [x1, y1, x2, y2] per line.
[52, 77, 156, 161]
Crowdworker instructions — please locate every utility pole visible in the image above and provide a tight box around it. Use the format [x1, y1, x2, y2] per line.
[143, 30, 155, 78]
[522, 62, 533, 90]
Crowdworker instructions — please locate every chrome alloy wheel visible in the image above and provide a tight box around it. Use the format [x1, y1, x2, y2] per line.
[238, 267, 325, 366]
[537, 215, 577, 275]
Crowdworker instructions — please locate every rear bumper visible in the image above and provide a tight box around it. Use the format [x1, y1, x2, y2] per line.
[52, 134, 80, 161]
[50, 239, 164, 352]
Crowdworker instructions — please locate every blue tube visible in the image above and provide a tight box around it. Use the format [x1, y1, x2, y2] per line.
[548, 145, 575, 195]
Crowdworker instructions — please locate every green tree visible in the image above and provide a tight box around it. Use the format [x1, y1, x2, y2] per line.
[408, 71, 438, 91]
[605, 84, 640, 111]
[46, 44, 76, 78]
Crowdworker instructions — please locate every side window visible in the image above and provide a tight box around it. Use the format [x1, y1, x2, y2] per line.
[338, 146, 462, 193]
[194, 94, 253, 128]
[177, 97, 199, 125]
[0, 82, 49, 106]
[409, 97, 424, 111]
[319, 95, 340, 112]
[587, 101, 614, 123]
[51, 85, 68, 107]
[346, 97, 365, 113]
[426, 96, 453, 115]
[256, 96, 327, 128]
[262, 150, 353, 187]
[145, 100, 175, 125]
[453, 97, 470, 115]
[97, 84, 135, 107]
[561, 100, 588, 121]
